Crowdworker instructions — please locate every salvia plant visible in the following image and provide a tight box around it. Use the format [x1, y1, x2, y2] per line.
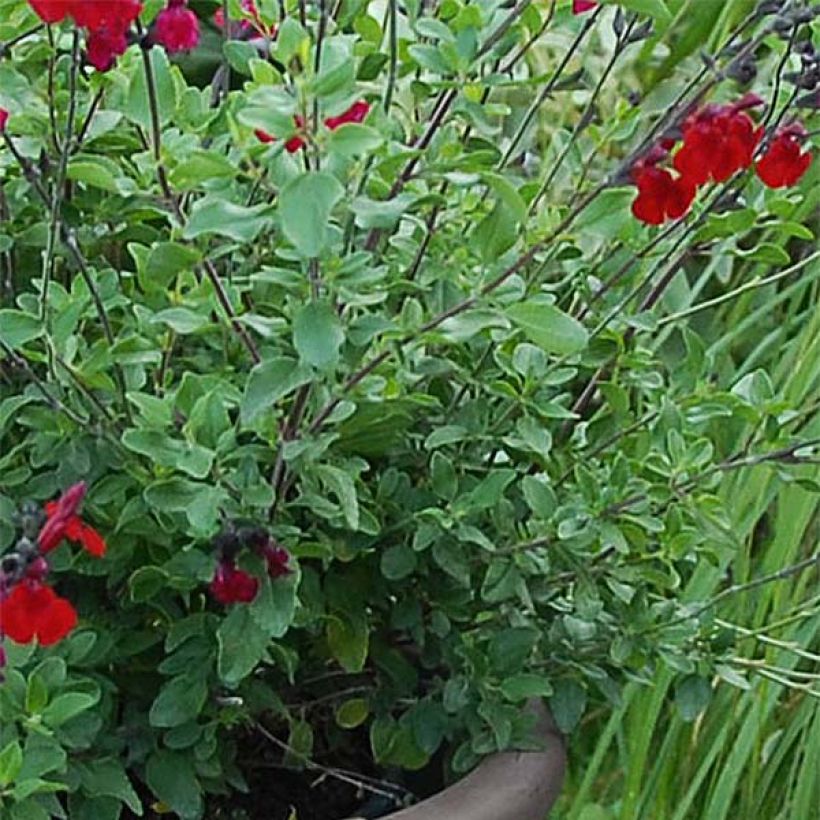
[0, 0, 818, 818]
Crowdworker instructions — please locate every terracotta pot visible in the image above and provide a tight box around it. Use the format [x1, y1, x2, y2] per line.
[347, 701, 566, 820]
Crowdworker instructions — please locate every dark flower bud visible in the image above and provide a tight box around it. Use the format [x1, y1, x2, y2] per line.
[628, 20, 654, 44]
[237, 526, 270, 550]
[613, 7, 626, 37]
[798, 66, 820, 90]
[756, 0, 785, 14]
[772, 16, 795, 34]
[1, 553, 20, 575]
[729, 57, 757, 84]
[795, 90, 820, 109]
[212, 528, 242, 561]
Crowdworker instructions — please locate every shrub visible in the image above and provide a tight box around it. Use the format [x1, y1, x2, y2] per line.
[0, 0, 817, 818]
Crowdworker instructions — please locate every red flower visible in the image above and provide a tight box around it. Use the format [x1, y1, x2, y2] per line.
[631, 160, 696, 226]
[255, 101, 369, 151]
[153, 0, 200, 54]
[0, 108, 8, 131]
[38, 482, 107, 557]
[673, 100, 763, 187]
[71, 0, 142, 32]
[209, 561, 259, 605]
[27, 0, 73, 23]
[86, 25, 129, 71]
[756, 124, 813, 189]
[256, 115, 306, 153]
[324, 100, 371, 130]
[263, 544, 292, 580]
[0, 581, 78, 646]
[573, 0, 597, 12]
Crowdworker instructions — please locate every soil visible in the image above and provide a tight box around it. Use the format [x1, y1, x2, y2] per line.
[204, 726, 424, 820]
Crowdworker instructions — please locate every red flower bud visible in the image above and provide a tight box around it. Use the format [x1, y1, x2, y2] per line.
[154, 0, 200, 54]
[756, 123, 814, 189]
[209, 561, 259, 605]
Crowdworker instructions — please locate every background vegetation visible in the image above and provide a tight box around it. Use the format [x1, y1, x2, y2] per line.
[0, 0, 817, 818]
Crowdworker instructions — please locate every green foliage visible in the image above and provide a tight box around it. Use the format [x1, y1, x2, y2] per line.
[0, 0, 818, 819]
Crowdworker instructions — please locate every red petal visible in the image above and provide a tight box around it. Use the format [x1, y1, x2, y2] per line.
[38, 516, 66, 552]
[0, 584, 39, 643]
[77, 524, 107, 558]
[285, 135, 306, 153]
[0, 583, 59, 644]
[64, 516, 84, 540]
[36, 596, 78, 646]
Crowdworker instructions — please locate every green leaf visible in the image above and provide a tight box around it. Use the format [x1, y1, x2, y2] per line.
[381, 544, 418, 580]
[0, 740, 23, 788]
[312, 58, 356, 97]
[506, 298, 589, 356]
[603, 0, 672, 22]
[549, 679, 587, 733]
[327, 124, 384, 157]
[327, 614, 369, 673]
[500, 673, 554, 702]
[351, 193, 416, 229]
[293, 301, 344, 368]
[77, 758, 142, 815]
[67, 159, 125, 194]
[316, 464, 359, 530]
[121, 430, 215, 479]
[223, 40, 258, 75]
[151, 308, 208, 335]
[42, 693, 99, 728]
[275, 17, 310, 64]
[472, 201, 517, 262]
[149, 674, 208, 728]
[124, 48, 177, 129]
[217, 604, 270, 686]
[489, 627, 539, 673]
[25, 672, 48, 715]
[250, 569, 300, 638]
[144, 242, 201, 289]
[169, 150, 238, 189]
[335, 698, 370, 729]
[735, 243, 790, 266]
[675, 674, 712, 721]
[145, 751, 202, 820]
[241, 356, 313, 424]
[17, 735, 66, 782]
[410, 700, 448, 756]
[279, 172, 344, 258]
[482, 173, 527, 223]
[0, 310, 42, 349]
[183, 197, 273, 244]
[129, 566, 170, 602]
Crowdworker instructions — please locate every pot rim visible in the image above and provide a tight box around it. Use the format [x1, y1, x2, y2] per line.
[346, 699, 566, 820]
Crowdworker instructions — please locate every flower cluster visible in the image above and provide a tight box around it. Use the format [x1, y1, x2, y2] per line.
[0, 107, 7, 131]
[631, 95, 814, 225]
[255, 100, 371, 153]
[0, 483, 106, 666]
[28, 0, 142, 71]
[208, 524, 292, 606]
[26, 0, 200, 71]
